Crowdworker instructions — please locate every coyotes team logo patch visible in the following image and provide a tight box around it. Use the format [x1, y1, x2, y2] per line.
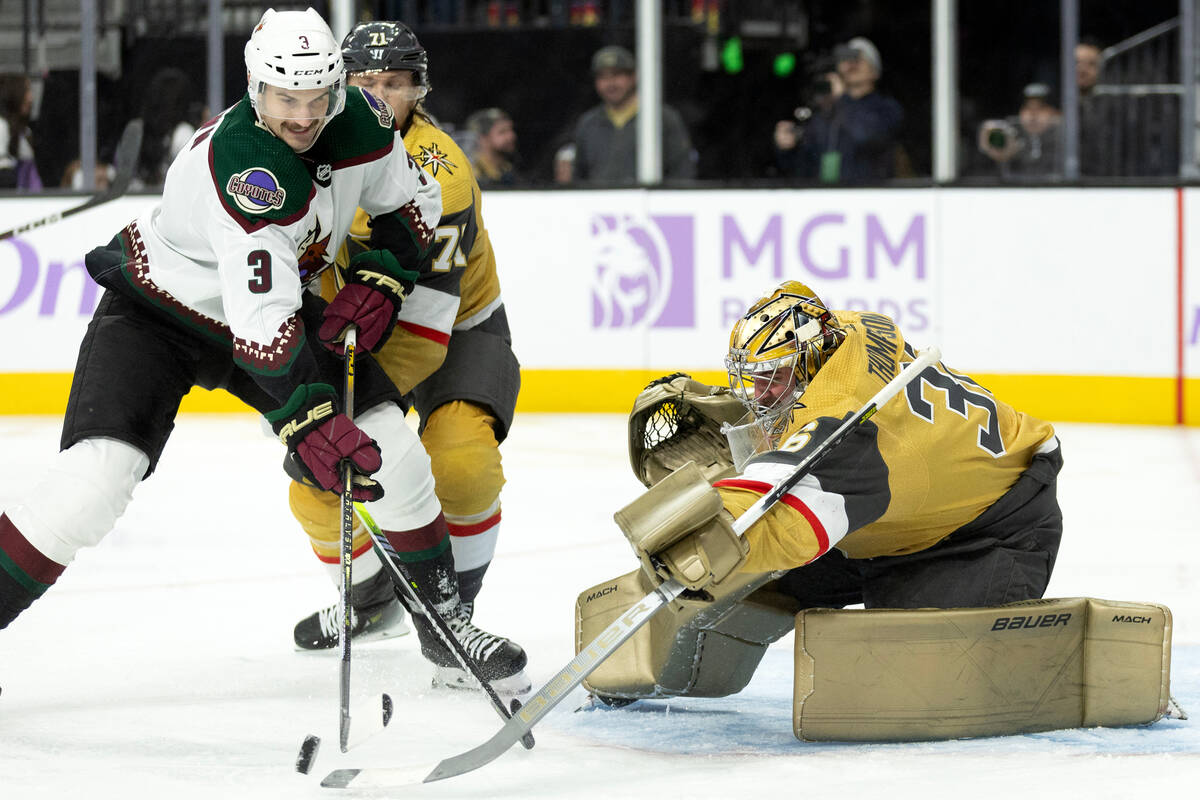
[226, 168, 286, 214]
[362, 89, 395, 129]
[417, 142, 456, 177]
[296, 219, 334, 282]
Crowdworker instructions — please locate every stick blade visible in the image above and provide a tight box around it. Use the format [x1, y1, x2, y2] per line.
[423, 731, 516, 783]
[320, 768, 361, 788]
[321, 765, 430, 789]
[107, 118, 144, 198]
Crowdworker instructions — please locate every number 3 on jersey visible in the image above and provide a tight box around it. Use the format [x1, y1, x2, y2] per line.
[247, 250, 272, 294]
[905, 361, 1006, 456]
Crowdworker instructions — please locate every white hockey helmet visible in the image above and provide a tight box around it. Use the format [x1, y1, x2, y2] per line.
[244, 8, 346, 122]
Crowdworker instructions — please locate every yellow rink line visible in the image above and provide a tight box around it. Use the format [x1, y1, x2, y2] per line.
[0, 371, 1196, 426]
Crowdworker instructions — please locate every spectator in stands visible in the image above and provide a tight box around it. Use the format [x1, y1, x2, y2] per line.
[569, 45, 697, 184]
[465, 107, 520, 187]
[1076, 36, 1109, 176]
[977, 83, 1063, 181]
[129, 67, 207, 190]
[553, 142, 576, 184]
[772, 37, 903, 184]
[1076, 38, 1102, 97]
[0, 73, 42, 190]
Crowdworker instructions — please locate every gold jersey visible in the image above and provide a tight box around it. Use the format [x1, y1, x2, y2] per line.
[717, 310, 1058, 573]
[329, 112, 502, 392]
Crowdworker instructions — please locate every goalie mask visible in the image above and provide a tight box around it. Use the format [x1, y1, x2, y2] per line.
[725, 281, 844, 435]
[244, 8, 346, 150]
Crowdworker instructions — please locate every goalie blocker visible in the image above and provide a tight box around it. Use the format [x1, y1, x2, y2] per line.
[576, 580, 1176, 739]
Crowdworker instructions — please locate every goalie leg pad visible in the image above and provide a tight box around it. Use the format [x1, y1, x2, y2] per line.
[793, 597, 1174, 741]
[576, 568, 797, 700]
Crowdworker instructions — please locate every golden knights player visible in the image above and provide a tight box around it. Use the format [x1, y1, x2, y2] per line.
[578, 281, 1063, 703]
[287, 20, 527, 693]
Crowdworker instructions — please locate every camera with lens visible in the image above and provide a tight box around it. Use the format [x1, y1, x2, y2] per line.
[803, 52, 838, 103]
[980, 118, 1023, 155]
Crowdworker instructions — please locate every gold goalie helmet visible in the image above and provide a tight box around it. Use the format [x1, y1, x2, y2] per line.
[725, 281, 845, 432]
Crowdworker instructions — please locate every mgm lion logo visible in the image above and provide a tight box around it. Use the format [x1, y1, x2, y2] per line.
[590, 214, 694, 329]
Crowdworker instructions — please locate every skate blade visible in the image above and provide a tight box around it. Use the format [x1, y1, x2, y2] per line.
[431, 665, 532, 697]
[293, 619, 411, 652]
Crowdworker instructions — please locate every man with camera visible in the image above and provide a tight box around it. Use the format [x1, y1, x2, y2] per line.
[977, 83, 1062, 180]
[772, 36, 904, 184]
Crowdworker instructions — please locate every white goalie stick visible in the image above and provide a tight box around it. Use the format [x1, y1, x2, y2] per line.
[414, 346, 943, 784]
[0, 118, 144, 241]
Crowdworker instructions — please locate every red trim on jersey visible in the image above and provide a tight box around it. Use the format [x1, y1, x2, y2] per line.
[713, 478, 772, 494]
[331, 140, 394, 170]
[447, 511, 501, 538]
[0, 513, 66, 584]
[397, 320, 451, 346]
[713, 478, 830, 562]
[790, 498, 830, 563]
[313, 538, 375, 565]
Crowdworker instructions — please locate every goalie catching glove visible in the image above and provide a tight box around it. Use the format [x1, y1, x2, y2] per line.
[628, 373, 745, 488]
[266, 383, 384, 502]
[614, 461, 748, 592]
[319, 249, 418, 354]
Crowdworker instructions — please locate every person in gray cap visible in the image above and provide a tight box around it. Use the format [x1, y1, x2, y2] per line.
[977, 82, 1063, 180]
[773, 35, 903, 183]
[567, 44, 696, 184]
[465, 106, 520, 187]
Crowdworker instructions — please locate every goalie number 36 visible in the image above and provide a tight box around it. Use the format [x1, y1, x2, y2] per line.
[905, 362, 1005, 456]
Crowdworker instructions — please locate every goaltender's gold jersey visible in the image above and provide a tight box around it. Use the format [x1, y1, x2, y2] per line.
[327, 112, 502, 392]
[717, 310, 1057, 573]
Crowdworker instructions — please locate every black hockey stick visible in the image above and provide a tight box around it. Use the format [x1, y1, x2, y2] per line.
[296, 327, 394, 773]
[337, 327, 358, 753]
[353, 503, 536, 748]
[0, 118, 144, 241]
[419, 346, 943, 784]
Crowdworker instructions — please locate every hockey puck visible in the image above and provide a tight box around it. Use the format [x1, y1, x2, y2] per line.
[510, 698, 535, 750]
[295, 734, 321, 774]
[381, 693, 393, 727]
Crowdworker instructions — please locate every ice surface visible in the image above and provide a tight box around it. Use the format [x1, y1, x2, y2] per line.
[0, 414, 1197, 799]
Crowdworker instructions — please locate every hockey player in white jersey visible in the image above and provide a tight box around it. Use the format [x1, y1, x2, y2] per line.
[284, 21, 529, 695]
[0, 7, 526, 687]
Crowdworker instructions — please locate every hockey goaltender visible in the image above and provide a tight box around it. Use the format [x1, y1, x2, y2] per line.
[576, 281, 1183, 741]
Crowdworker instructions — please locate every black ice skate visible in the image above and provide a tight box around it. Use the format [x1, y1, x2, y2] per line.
[410, 604, 531, 695]
[293, 569, 409, 650]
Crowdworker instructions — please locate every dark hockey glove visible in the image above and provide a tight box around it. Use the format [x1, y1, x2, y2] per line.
[319, 249, 418, 354]
[265, 383, 384, 502]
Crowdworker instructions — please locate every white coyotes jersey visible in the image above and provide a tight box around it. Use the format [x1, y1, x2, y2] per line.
[125, 88, 439, 356]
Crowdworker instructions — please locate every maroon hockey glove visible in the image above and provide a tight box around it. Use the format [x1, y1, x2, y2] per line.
[266, 383, 384, 502]
[319, 250, 418, 354]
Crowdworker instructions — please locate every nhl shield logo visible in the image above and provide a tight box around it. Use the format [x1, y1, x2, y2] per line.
[315, 163, 332, 186]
